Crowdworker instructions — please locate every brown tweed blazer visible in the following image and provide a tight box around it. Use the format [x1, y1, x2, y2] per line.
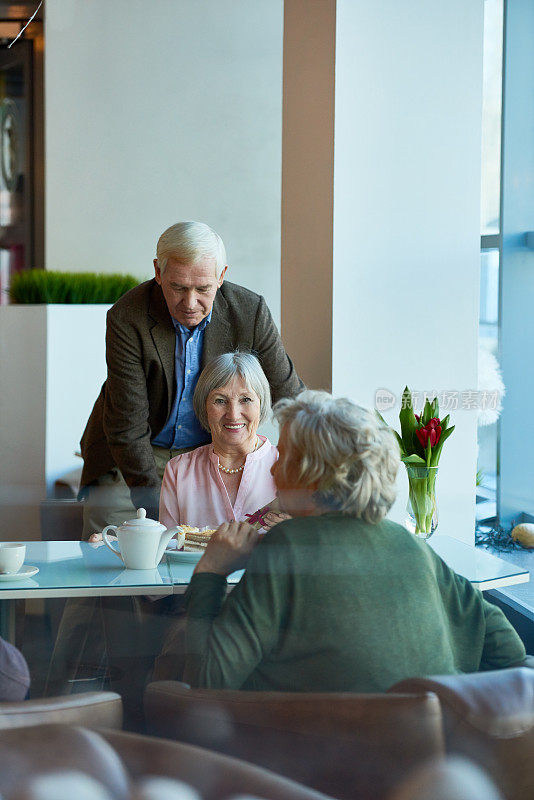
[80, 279, 303, 510]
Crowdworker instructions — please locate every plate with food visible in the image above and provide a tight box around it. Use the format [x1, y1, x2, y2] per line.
[165, 525, 217, 562]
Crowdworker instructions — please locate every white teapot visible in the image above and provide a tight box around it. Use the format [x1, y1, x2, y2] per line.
[101, 508, 185, 570]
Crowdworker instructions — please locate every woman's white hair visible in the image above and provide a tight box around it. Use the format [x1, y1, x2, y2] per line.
[273, 390, 400, 523]
[156, 221, 226, 276]
[193, 352, 271, 431]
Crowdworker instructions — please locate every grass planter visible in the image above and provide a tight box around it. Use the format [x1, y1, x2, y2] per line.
[9, 270, 138, 305]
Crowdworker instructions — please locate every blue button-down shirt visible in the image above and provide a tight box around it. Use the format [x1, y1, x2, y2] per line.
[151, 312, 212, 450]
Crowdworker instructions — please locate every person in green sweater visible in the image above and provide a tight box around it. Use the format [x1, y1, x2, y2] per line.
[184, 390, 526, 691]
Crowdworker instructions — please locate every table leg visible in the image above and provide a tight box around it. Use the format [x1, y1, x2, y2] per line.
[0, 599, 17, 643]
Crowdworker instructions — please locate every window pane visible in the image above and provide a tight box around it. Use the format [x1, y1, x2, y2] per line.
[479, 248, 499, 328]
[480, 0, 503, 236]
[477, 248, 500, 520]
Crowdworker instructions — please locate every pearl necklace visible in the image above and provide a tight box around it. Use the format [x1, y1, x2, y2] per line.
[218, 462, 245, 475]
[218, 437, 260, 475]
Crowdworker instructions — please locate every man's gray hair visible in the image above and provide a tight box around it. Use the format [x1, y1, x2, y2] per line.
[193, 352, 271, 431]
[273, 390, 400, 523]
[156, 221, 226, 276]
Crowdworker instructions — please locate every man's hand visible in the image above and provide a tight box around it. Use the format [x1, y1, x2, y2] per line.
[88, 532, 118, 543]
[194, 521, 259, 577]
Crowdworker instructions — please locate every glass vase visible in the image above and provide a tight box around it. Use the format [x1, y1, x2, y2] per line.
[405, 464, 438, 540]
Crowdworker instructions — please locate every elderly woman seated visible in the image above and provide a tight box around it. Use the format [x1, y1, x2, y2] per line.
[159, 351, 281, 530]
[183, 390, 526, 691]
[89, 352, 285, 543]
[74, 353, 283, 690]
[149, 351, 286, 680]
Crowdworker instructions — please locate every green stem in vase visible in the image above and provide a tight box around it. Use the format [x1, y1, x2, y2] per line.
[406, 465, 438, 536]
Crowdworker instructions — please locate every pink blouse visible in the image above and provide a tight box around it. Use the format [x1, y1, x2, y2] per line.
[159, 436, 278, 529]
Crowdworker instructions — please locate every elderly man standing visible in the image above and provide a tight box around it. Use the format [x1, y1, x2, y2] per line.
[80, 221, 303, 538]
[46, 223, 301, 711]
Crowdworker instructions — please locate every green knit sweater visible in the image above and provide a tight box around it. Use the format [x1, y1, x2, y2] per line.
[184, 515, 525, 691]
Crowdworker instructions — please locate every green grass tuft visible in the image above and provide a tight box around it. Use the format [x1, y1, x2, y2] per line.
[9, 270, 139, 304]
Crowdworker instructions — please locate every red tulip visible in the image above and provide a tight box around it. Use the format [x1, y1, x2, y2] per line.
[416, 418, 442, 449]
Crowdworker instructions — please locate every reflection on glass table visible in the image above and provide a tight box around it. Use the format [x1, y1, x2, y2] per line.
[0, 540, 174, 642]
[165, 545, 243, 591]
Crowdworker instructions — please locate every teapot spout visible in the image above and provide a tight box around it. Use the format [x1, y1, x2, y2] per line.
[157, 526, 185, 563]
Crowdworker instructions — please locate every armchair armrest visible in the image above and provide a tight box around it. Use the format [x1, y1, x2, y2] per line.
[389, 668, 534, 800]
[0, 691, 123, 730]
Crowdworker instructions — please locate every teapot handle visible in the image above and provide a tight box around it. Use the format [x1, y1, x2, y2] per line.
[102, 526, 123, 561]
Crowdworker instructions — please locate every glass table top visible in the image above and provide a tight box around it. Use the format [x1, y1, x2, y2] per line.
[0, 536, 528, 599]
[482, 546, 534, 621]
[428, 535, 529, 590]
[0, 541, 174, 598]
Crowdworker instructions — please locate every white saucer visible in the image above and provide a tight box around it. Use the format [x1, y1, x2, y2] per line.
[0, 566, 39, 582]
[165, 547, 203, 563]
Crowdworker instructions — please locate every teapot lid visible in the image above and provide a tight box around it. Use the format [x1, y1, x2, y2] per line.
[121, 508, 163, 529]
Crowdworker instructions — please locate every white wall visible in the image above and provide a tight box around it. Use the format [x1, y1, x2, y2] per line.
[45, 306, 109, 492]
[332, 0, 483, 538]
[45, 0, 284, 321]
[0, 306, 109, 540]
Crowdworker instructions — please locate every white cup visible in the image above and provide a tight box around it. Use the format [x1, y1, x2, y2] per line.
[0, 543, 26, 574]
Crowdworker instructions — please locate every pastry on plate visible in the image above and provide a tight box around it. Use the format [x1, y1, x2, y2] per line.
[179, 525, 217, 551]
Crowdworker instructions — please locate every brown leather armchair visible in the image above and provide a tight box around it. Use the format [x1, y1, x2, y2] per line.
[390, 667, 534, 800]
[0, 723, 333, 800]
[387, 755, 505, 800]
[0, 690, 122, 730]
[144, 681, 445, 800]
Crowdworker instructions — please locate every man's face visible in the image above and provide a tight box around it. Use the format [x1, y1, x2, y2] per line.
[154, 256, 227, 328]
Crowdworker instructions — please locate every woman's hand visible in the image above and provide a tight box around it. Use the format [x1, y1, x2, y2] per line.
[88, 532, 118, 543]
[262, 511, 291, 530]
[194, 521, 259, 576]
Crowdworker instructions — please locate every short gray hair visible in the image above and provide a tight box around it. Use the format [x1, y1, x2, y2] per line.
[156, 221, 226, 276]
[193, 352, 271, 431]
[273, 390, 400, 523]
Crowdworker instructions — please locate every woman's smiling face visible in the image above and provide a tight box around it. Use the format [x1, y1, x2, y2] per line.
[206, 375, 261, 452]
